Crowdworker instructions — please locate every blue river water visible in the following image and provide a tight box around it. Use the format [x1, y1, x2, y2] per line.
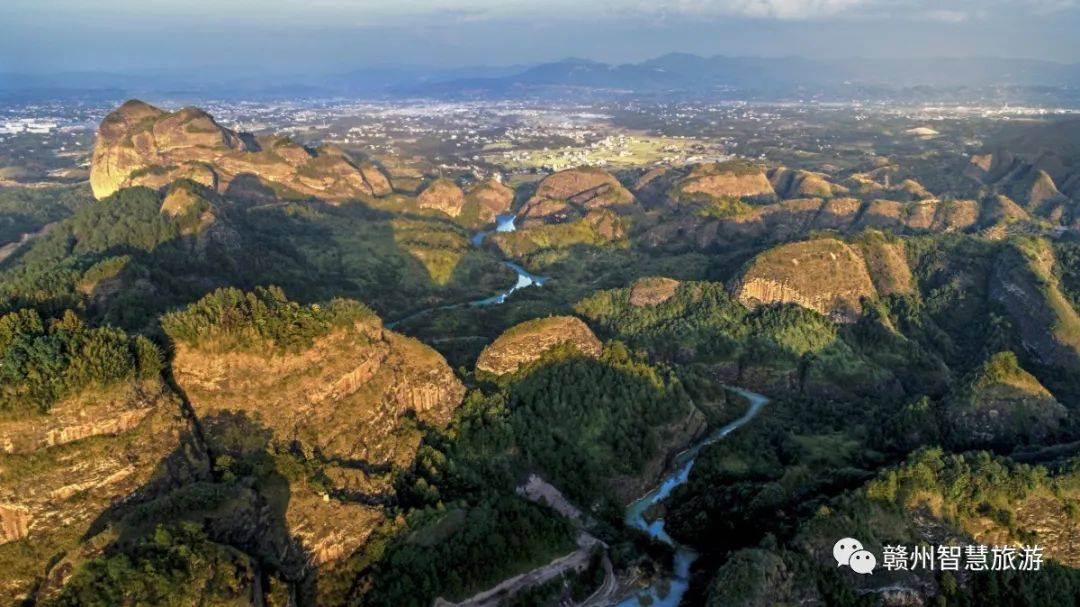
[386, 214, 546, 328]
[619, 388, 769, 607]
[469, 214, 547, 306]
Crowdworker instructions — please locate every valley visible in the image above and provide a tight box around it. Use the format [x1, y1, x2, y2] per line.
[3, 88, 1080, 607]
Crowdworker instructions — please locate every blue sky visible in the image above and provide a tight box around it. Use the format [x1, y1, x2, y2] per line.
[2, 0, 1078, 73]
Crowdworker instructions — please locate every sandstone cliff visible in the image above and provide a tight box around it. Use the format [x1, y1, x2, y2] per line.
[465, 178, 514, 224]
[0, 382, 202, 603]
[518, 167, 635, 225]
[167, 300, 466, 570]
[854, 232, 914, 297]
[629, 277, 681, 307]
[476, 316, 603, 376]
[643, 196, 981, 250]
[768, 168, 845, 199]
[674, 161, 776, 204]
[730, 238, 878, 323]
[172, 314, 464, 469]
[417, 178, 466, 217]
[90, 100, 391, 203]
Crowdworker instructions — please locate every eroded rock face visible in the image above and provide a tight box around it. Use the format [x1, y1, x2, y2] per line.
[518, 167, 634, 224]
[359, 162, 393, 197]
[856, 234, 914, 296]
[0, 383, 202, 602]
[417, 178, 466, 217]
[629, 277, 681, 307]
[169, 316, 466, 574]
[89, 100, 391, 203]
[476, 316, 603, 376]
[172, 318, 465, 467]
[731, 238, 877, 323]
[676, 162, 776, 203]
[466, 178, 514, 223]
[768, 168, 845, 199]
[643, 196, 981, 250]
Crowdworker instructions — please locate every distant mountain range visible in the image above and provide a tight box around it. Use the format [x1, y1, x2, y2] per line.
[401, 54, 1080, 98]
[3, 53, 1080, 102]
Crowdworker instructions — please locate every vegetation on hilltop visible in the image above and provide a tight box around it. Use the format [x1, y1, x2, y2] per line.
[161, 286, 376, 354]
[0, 308, 161, 415]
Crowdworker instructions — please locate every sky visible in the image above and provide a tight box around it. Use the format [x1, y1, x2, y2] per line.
[2, 0, 1079, 75]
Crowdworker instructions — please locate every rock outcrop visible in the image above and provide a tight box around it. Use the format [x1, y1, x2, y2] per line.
[0, 382, 201, 603]
[966, 150, 1076, 224]
[518, 167, 634, 225]
[730, 238, 878, 322]
[465, 178, 514, 223]
[172, 316, 465, 469]
[673, 161, 776, 204]
[417, 178, 466, 217]
[476, 316, 603, 376]
[855, 232, 914, 296]
[643, 196, 981, 250]
[168, 307, 465, 570]
[768, 168, 844, 199]
[629, 277, 681, 307]
[90, 100, 391, 202]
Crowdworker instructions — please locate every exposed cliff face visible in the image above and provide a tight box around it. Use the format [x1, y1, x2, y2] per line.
[0, 382, 203, 603]
[768, 168, 845, 199]
[643, 196, 980, 250]
[476, 316, 603, 376]
[966, 150, 1076, 224]
[417, 178, 466, 217]
[169, 315, 465, 571]
[172, 318, 464, 468]
[731, 238, 878, 323]
[674, 161, 776, 204]
[855, 233, 914, 297]
[629, 277, 681, 307]
[465, 178, 514, 223]
[89, 100, 391, 203]
[518, 167, 635, 225]
[989, 238, 1080, 372]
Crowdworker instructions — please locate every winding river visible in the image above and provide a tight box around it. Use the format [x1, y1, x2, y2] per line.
[403, 213, 768, 606]
[388, 214, 546, 328]
[470, 214, 547, 304]
[618, 388, 769, 607]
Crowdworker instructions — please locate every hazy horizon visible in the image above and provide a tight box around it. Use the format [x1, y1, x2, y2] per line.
[3, 0, 1079, 75]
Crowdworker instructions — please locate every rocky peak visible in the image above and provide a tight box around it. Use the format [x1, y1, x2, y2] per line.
[629, 277, 681, 307]
[475, 316, 603, 376]
[675, 160, 776, 204]
[0, 381, 202, 602]
[89, 100, 392, 203]
[417, 178, 466, 217]
[518, 167, 634, 224]
[768, 167, 844, 199]
[466, 178, 514, 222]
[731, 238, 878, 323]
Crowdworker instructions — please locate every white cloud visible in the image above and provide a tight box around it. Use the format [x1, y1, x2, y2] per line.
[726, 0, 870, 19]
